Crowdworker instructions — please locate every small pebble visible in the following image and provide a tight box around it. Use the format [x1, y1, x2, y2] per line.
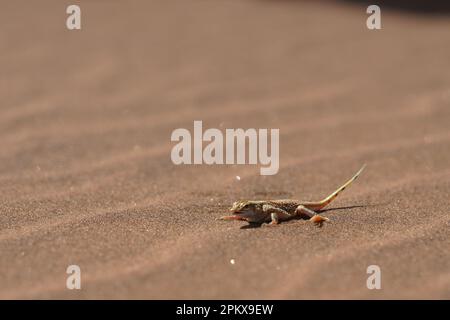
[230, 259, 235, 265]
[236, 176, 241, 181]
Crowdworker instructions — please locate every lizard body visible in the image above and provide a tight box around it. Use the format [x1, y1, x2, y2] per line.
[219, 165, 365, 227]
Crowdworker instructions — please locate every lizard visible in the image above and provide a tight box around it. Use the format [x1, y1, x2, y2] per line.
[218, 165, 365, 227]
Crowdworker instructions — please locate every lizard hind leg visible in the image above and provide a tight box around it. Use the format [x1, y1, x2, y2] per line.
[295, 205, 329, 227]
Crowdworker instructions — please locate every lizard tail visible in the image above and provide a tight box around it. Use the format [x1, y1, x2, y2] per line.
[303, 165, 366, 211]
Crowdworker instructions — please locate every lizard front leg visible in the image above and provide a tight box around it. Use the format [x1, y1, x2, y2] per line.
[262, 204, 292, 225]
[295, 205, 329, 227]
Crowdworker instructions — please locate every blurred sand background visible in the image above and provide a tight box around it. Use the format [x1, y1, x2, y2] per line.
[0, 0, 449, 299]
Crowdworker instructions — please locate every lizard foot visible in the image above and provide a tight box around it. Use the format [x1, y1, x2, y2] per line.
[262, 221, 279, 227]
[309, 215, 329, 228]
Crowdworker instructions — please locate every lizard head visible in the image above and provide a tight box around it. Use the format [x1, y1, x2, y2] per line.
[229, 200, 264, 221]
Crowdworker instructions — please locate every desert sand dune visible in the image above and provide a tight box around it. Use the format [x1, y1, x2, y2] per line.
[0, 1, 449, 299]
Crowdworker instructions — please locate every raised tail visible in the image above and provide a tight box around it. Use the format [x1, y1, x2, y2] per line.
[303, 165, 366, 211]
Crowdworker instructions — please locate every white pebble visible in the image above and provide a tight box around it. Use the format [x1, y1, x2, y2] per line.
[230, 259, 235, 265]
[236, 176, 241, 181]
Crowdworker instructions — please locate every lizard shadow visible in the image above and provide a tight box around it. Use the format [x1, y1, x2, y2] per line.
[239, 203, 382, 229]
[318, 204, 370, 213]
[240, 223, 264, 229]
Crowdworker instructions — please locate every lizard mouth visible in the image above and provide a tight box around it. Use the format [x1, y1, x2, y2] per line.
[232, 209, 250, 216]
[230, 207, 245, 214]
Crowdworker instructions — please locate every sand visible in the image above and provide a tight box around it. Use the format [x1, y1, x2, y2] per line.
[0, 0, 449, 299]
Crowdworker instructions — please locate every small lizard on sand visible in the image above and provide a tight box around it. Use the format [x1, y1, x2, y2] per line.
[218, 165, 365, 227]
